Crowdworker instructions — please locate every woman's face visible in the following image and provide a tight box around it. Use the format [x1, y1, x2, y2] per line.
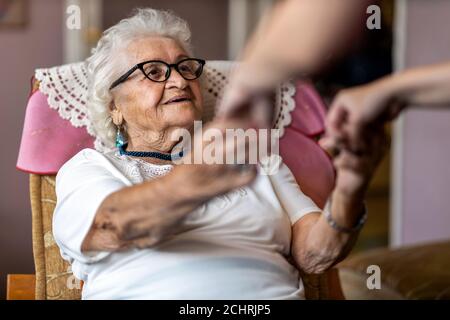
[111, 36, 203, 151]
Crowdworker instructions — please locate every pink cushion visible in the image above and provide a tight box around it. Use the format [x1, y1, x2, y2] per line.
[280, 127, 334, 209]
[290, 82, 327, 137]
[16, 90, 94, 174]
[279, 81, 334, 208]
[17, 81, 334, 207]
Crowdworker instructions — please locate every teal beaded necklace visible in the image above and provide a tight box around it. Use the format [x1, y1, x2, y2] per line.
[118, 143, 183, 161]
[116, 129, 183, 161]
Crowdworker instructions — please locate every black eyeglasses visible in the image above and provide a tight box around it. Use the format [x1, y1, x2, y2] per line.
[109, 58, 206, 90]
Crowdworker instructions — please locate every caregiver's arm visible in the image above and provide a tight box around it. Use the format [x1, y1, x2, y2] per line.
[219, 0, 372, 118]
[239, 0, 370, 85]
[325, 62, 450, 152]
[370, 61, 450, 107]
[291, 127, 387, 274]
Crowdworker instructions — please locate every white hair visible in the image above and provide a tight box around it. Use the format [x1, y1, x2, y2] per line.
[87, 8, 194, 148]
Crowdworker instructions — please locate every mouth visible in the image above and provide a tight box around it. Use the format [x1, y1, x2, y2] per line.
[164, 95, 192, 105]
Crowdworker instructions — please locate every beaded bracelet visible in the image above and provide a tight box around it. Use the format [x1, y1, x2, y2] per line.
[323, 199, 368, 234]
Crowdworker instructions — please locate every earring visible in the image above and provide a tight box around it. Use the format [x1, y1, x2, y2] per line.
[115, 125, 126, 149]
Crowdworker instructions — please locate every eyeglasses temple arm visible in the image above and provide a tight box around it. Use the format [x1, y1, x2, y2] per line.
[109, 65, 140, 90]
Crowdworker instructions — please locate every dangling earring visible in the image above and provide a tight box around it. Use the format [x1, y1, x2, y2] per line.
[115, 125, 126, 149]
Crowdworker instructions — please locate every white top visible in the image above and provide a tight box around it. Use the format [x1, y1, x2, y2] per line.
[53, 148, 321, 300]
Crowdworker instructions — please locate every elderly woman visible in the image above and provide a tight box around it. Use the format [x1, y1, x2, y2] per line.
[53, 8, 385, 300]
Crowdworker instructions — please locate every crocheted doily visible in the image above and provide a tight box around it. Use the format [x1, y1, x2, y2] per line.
[35, 60, 296, 152]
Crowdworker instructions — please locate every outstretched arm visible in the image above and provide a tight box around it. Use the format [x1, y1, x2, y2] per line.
[219, 0, 372, 119]
[324, 61, 450, 153]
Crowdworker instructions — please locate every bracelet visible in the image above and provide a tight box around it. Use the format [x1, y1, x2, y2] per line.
[323, 199, 368, 234]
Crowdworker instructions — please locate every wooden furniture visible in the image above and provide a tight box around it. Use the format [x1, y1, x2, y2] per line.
[6, 274, 35, 300]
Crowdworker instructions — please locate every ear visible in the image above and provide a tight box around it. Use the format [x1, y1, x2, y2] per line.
[110, 102, 123, 126]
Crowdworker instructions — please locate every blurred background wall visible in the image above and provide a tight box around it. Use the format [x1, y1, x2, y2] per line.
[391, 0, 450, 246]
[0, 0, 63, 299]
[102, 0, 229, 61]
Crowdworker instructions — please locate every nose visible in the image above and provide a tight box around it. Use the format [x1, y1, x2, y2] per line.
[165, 67, 188, 90]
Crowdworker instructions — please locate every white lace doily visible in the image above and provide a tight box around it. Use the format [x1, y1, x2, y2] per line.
[35, 60, 296, 152]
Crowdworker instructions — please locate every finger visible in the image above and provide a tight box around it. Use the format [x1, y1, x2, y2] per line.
[325, 121, 349, 149]
[327, 97, 349, 133]
[118, 224, 150, 242]
[129, 235, 161, 249]
[333, 150, 368, 173]
[352, 122, 386, 154]
[319, 135, 341, 158]
[345, 119, 369, 151]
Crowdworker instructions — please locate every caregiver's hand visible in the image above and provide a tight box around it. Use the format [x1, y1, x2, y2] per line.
[323, 61, 450, 154]
[331, 125, 388, 198]
[322, 80, 403, 154]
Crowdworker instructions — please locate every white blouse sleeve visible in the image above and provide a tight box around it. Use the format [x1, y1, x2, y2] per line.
[53, 149, 128, 264]
[265, 158, 322, 225]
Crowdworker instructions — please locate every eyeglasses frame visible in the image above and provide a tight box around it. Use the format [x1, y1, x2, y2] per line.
[109, 58, 206, 90]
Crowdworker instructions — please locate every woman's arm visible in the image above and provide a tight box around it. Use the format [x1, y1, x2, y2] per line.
[291, 125, 387, 274]
[82, 119, 258, 252]
[82, 165, 204, 251]
[82, 163, 257, 252]
[291, 192, 363, 274]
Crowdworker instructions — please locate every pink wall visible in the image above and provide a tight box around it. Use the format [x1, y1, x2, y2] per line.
[396, 0, 450, 246]
[0, 0, 63, 299]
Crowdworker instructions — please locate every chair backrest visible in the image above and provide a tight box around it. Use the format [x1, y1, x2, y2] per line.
[18, 61, 339, 300]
